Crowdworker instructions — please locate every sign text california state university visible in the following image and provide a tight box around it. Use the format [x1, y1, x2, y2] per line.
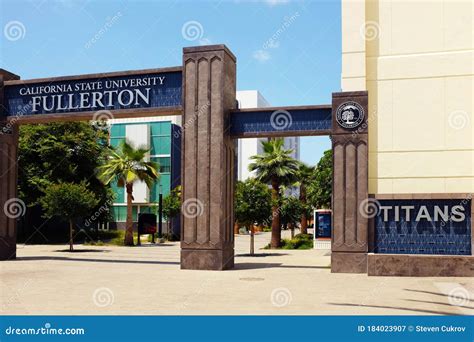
[3, 71, 182, 116]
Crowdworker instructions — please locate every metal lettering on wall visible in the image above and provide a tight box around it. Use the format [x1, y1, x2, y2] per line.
[374, 199, 472, 255]
[4, 71, 182, 116]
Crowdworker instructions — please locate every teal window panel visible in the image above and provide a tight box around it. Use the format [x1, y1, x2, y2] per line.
[150, 121, 171, 135]
[151, 157, 171, 173]
[111, 206, 126, 222]
[150, 174, 171, 202]
[112, 206, 138, 222]
[110, 137, 124, 149]
[112, 181, 125, 203]
[139, 206, 157, 215]
[110, 124, 125, 138]
[151, 136, 171, 155]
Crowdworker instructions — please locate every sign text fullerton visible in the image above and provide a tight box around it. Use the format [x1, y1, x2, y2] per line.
[21, 76, 165, 113]
[3, 71, 182, 117]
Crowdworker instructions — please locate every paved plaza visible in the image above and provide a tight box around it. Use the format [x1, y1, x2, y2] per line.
[1, 231, 472, 315]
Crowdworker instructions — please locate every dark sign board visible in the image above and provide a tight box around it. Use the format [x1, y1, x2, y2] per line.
[374, 199, 472, 255]
[3, 70, 182, 117]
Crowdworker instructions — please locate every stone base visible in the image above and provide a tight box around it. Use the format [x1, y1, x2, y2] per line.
[0, 237, 16, 260]
[368, 253, 474, 277]
[181, 248, 234, 270]
[331, 252, 367, 273]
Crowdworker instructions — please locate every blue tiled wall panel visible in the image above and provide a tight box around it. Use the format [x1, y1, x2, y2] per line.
[230, 108, 332, 136]
[374, 199, 472, 255]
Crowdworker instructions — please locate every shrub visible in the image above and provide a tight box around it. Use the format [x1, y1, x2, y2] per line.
[264, 233, 314, 250]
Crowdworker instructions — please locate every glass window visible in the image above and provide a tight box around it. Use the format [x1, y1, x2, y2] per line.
[151, 157, 171, 173]
[110, 124, 125, 138]
[110, 137, 124, 149]
[150, 122, 171, 135]
[150, 174, 171, 202]
[111, 181, 125, 203]
[111, 206, 138, 222]
[151, 136, 171, 155]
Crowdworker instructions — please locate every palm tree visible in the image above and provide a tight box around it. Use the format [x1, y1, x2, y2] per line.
[297, 163, 315, 235]
[248, 138, 299, 248]
[98, 140, 159, 246]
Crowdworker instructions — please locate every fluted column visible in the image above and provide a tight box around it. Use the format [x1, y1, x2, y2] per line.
[180, 45, 236, 270]
[331, 91, 369, 273]
[0, 69, 20, 260]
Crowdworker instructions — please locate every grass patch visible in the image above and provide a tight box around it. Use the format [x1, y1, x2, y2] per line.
[264, 233, 314, 250]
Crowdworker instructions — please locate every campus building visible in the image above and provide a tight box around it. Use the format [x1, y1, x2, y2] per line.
[107, 115, 182, 236]
[107, 90, 301, 233]
[236, 90, 300, 181]
[342, 0, 473, 195]
[339, 0, 473, 274]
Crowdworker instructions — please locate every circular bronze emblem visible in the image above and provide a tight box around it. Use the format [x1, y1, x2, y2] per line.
[336, 101, 365, 129]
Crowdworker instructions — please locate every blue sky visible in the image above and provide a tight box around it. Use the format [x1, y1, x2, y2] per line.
[1, 0, 341, 165]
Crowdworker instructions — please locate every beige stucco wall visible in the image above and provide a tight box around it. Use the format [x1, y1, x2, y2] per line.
[342, 0, 474, 194]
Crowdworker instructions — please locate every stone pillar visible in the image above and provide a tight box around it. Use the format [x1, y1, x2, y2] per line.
[0, 69, 20, 260]
[331, 91, 369, 273]
[180, 45, 236, 270]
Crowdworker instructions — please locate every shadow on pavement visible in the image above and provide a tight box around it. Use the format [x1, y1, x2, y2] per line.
[53, 249, 110, 253]
[404, 288, 473, 302]
[327, 302, 462, 315]
[16, 256, 180, 266]
[235, 253, 290, 257]
[234, 262, 331, 270]
[405, 298, 474, 310]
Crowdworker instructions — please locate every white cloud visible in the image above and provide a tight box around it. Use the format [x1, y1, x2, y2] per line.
[264, 0, 290, 6]
[253, 49, 271, 62]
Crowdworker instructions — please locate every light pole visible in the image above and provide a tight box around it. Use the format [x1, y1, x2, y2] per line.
[158, 184, 163, 238]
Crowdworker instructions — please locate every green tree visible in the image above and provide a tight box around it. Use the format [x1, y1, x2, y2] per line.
[162, 186, 181, 240]
[234, 179, 272, 255]
[40, 182, 99, 251]
[280, 195, 304, 239]
[296, 163, 315, 234]
[248, 138, 299, 248]
[98, 140, 159, 246]
[18, 122, 114, 238]
[307, 149, 332, 209]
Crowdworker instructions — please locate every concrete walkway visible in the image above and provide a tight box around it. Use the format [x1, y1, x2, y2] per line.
[1, 231, 473, 315]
